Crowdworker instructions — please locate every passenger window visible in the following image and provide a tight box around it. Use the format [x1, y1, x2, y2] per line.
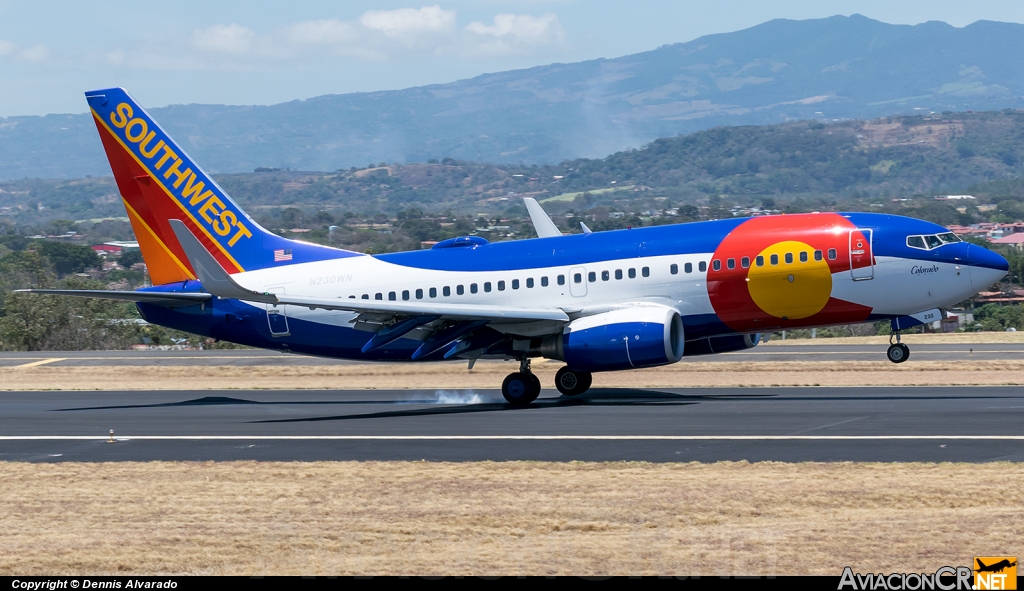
[642, 267, 650, 277]
[574, 273, 582, 284]
[698, 261, 707, 272]
[361, 294, 369, 299]
[588, 272, 596, 282]
[484, 282, 492, 292]
[388, 291, 396, 301]
[429, 288, 437, 298]
[770, 254, 779, 265]
[498, 280, 505, 291]
[557, 275, 565, 285]
[442, 286, 451, 297]
[541, 276, 549, 287]
[669, 264, 678, 275]
[799, 252, 808, 263]
[616, 269, 624, 279]
[814, 250, 823, 261]
[470, 284, 478, 294]
[684, 262, 693, 273]
[375, 293, 383, 300]
[416, 289, 423, 299]
[712, 260, 721, 271]
[402, 290, 410, 301]
[756, 255, 764, 267]
[601, 270, 610, 281]
[828, 248, 837, 260]
[512, 279, 520, 290]
[349, 295, 355, 299]
[785, 253, 793, 264]
[628, 268, 636, 279]
[457, 285, 464, 295]
[526, 278, 534, 288]
[741, 257, 750, 268]
[925, 235, 943, 249]
[727, 258, 735, 270]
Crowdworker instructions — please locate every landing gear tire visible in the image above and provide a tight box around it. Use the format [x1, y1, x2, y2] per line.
[555, 367, 593, 397]
[502, 372, 541, 406]
[887, 343, 910, 364]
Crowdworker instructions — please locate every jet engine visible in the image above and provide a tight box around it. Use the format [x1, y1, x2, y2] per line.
[546, 306, 685, 372]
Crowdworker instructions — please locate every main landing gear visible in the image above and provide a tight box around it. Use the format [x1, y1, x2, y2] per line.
[501, 358, 542, 406]
[555, 366, 592, 397]
[887, 332, 910, 364]
[500, 361, 595, 405]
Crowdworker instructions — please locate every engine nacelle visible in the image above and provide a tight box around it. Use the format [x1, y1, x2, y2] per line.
[683, 333, 761, 357]
[557, 306, 685, 372]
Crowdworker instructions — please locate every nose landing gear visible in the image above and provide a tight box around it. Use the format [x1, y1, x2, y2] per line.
[886, 332, 910, 364]
[501, 358, 542, 406]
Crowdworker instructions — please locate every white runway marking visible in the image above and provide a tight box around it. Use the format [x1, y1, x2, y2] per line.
[2, 435, 1023, 441]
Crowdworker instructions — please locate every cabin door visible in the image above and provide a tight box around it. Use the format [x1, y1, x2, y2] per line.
[849, 229, 874, 281]
[569, 266, 588, 297]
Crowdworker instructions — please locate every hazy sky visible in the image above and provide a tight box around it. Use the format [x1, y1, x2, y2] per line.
[2, 0, 1024, 117]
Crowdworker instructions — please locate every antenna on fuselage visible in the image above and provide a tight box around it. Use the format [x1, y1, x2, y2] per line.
[523, 197, 563, 238]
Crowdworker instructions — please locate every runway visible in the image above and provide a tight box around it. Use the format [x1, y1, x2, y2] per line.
[3, 385, 1023, 462]
[0, 342, 1019, 366]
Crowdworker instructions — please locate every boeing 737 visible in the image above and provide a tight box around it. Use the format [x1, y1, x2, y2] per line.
[21, 88, 1010, 405]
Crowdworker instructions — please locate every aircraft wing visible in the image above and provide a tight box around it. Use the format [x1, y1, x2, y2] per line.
[15, 289, 211, 307]
[169, 219, 570, 324]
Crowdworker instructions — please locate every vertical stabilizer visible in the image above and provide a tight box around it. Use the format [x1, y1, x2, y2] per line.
[85, 87, 359, 285]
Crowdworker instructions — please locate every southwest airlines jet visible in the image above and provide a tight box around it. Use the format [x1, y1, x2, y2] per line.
[22, 88, 1010, 405]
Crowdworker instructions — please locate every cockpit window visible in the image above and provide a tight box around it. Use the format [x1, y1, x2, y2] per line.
[907, 232, 963, 251]
[907, 236, 926, 249]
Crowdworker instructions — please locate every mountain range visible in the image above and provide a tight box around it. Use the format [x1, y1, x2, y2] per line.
[2, 13, 1024, 180]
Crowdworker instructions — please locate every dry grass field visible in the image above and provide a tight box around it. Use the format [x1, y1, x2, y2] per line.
[4, 358, 1024, 391]
[1, 461, 1021, 576]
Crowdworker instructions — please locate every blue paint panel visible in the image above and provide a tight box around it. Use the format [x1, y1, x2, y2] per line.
[377, 218, 745, 272]
[86, 87, 361, 271]
[843, 212, 1006, 270]
[563, 321, 673, 372]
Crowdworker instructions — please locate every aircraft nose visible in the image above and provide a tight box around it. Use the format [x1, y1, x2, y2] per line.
[967, 244, 1009, 292]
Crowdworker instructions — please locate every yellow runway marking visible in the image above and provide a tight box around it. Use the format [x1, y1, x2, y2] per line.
[12, 358, 66, 368]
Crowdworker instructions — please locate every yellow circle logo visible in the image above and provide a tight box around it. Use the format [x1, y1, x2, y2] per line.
[746, 240, 833, 319]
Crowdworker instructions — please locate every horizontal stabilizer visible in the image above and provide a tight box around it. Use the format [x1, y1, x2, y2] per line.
[16, 289, 211, 307]
[169, 219, 275, 303]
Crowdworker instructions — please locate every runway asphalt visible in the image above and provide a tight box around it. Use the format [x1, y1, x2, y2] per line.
[2, 385, 1023, 462]
[0, 342, 1022, 366]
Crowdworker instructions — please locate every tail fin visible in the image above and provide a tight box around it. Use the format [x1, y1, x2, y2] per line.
[85, 87, 359, 285]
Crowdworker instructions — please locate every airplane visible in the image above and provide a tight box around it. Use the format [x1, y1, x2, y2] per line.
[20, 87, 1009, 405]
[976, 559, 1016, 573]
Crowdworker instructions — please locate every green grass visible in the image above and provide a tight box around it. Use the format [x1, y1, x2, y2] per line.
[540, 185, 634, 203]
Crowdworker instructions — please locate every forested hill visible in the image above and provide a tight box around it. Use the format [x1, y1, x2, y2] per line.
[3, 109, 1024, 232]
[4, 14, 1024, 180]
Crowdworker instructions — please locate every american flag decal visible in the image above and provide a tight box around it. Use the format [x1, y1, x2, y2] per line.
[274, 249, 293, 262]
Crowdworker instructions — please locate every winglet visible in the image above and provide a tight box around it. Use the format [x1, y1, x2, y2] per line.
[169, 219, 276, 303]
[523, 197, 562, 238]
[580, 221, 593, 235]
